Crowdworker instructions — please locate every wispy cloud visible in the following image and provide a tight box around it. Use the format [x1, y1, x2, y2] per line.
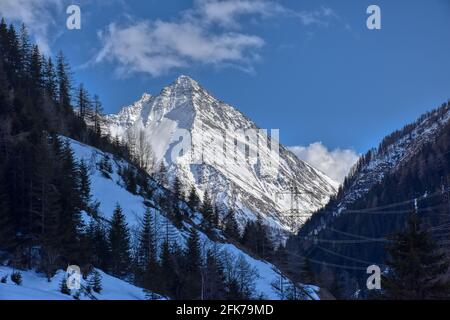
[95, 20, 264, 77]
[0, 0, 63, 54]
[94, 0, 339, 77]
[289, 142, 359, 183]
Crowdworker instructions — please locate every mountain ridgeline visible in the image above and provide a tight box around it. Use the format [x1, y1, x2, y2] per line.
[103, 75, 338, 237]
[288, 101, 450, 298]
[0, 18, 320, 300]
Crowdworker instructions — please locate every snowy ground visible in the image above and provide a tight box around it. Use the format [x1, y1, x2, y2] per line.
[0, 267, 155, 300]
[0, 137, 320, 300]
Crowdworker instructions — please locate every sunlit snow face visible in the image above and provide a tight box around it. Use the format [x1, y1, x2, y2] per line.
[166, 127, 280, 175]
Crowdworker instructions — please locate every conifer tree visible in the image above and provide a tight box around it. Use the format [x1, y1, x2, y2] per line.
[76, 83, 91, 121]
[159, 239, 175, 296]
[43, 57, 57, 101]
[108, 204, 131, 278]
[137, 208, 158, 286]
[58, 141, 83, 262]
[78, 159, 91, 211]
[201, 191, 214, 231]
[184, 227, 202, 299]
[223, 209, 240, 240]
[89, 269, 102, 294]
[60, 276, 70, 295]
[28, 45, 42, 97]
[155, 162, 168, 187]
[383, 214, 450, 299]
[0, 174, 14, 251]
[93, 94, 103, 138]
[203, 248, 226, 299]
[87, 218, 110, 271]
[56, 51, 72, 111]
[18, 23, 31, 76]
[172, 176, 183, 200]
[187, 185, 200, 212]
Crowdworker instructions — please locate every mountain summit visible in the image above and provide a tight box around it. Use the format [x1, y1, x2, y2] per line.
[104, 75, 338, 236]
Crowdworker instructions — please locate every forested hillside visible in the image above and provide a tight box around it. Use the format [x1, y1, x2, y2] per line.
[0, 18, 318, 300]
[288, 101, 450, 298]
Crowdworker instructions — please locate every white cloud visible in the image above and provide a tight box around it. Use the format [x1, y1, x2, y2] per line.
[289, 142, 359, 183]
[94, 1, 338, 77]
[195, 0, 287, 28]
[95, 20, 264, 77]
[0, 0, 63, 54]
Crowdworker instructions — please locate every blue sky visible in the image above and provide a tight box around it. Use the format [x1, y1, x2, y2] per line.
[1, 0, 450, 181]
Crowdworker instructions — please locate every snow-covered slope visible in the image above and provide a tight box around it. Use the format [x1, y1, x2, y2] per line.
[335, 103, 450, 213]
[104, 75, 337, 235]
[0, 267, 157, 300]
[69, 137, 319, 300]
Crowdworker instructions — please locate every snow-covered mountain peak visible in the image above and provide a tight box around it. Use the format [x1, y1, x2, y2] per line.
[103, 76, 338, 236]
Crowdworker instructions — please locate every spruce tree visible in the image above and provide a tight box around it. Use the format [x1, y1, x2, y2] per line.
[108, 204, 131, 278]
[172, 176, 183, 200]
[187, 185, 200, 212]
[56, 51, 72, 111]
[184, 227, 202, 299]
[58, 141, 83, 262]
[43, 57, 57, 101]
[160, 239, 175, 297]
[78, 160, 91, 211]
[0, 170, 15, 251]
[76, 83, 92, 121]
[223, 209, 240, 240]
[155, 162, 168, 187]
[93, 94, 103, 138]
[137, 208, 157, 285]
[383, 214, 450, 299]
[18, 23, 31, 76]
[60, 276, 70, 295]
[89, 269, 102, 294]
[28, 45, 42, 98]
[201, 191, 214, 232]
[203, 249, 226, 299]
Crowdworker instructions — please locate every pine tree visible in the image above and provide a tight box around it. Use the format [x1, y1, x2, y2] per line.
[56, 51, 72, 111]
[76, 83, 91, 121]
[0, 167, 15, 251]
[203, 248, 226, 299]
[89, 269, 102, 294]
[137, 208, 157, 285]
[254, 215, 273, 259]
[28, 45, 43, 98]
[383, 214, 450, 299]
[43, 57, 57, 101]
[187, 185, 200, 212]
[184, 227, 202, 299]
[172, 176, 183, 200]
[78, 160, 91, 211]
[171, 176, 184, 225]
[108, 204, 131, 278]
[86, 218, 110, 271]
[60, 276, 70, 295]
[58, 141, 83, 262]
[18, 23, 31, 76]
[159, 239, 175, 297]
[155, 162, 168, 187]
[201, 191, 214, 232]
[92, 94, 103, 138]
[223, 209, 240, 240]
